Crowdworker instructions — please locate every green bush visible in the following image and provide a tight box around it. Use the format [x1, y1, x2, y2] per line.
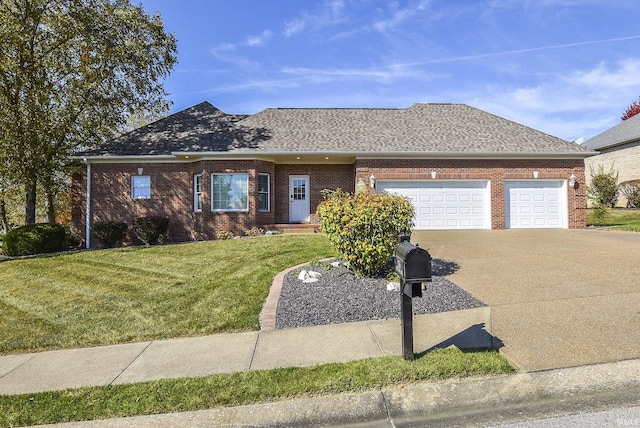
[590, 206, 610, 226]
[132, 216, 169, 246]
[3, 223, 66, 256]
[63, 225, 83, 249]
[587, 164, 619, 208]
[619, 182, 640, 208]
[92, 221, 128, 248]
[317, 189, 414, 277]
[216, 230, 234, 240]
[245, 227, 264, 237]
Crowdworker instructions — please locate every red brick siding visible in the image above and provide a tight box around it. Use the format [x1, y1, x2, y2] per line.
[72, 160, 277, 247]
[71, 157, 587, 247]
[273, 164, 355, 223]
[355, 158, 587, 229]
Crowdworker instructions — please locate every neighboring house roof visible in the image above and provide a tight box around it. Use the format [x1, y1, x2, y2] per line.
[583, 113, 640, 150]
[76, 101, 594, 158]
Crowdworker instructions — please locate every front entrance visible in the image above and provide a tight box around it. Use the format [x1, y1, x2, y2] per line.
[289, 175, 310, 222]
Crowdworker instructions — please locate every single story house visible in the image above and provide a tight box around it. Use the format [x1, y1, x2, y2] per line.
[72, 101, 595, 247]
[583, 113, 640, 207]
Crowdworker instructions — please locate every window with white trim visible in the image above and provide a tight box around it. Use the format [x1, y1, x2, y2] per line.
[258, 173, 270, 212]
[211, 173, 248, 211]
[131, 175, 150, 199]
[194, 173, 203, 212]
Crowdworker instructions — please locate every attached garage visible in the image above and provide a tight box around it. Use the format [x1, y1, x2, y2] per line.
[377, 180, 491, 230]
[505, 180, 567, 229]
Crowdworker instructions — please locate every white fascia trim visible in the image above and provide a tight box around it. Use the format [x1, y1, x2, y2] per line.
[72, 150, 598, 162]
[71, 155, 184, 163]
[173, 150, 598, 160]
[355, 151, 598, 160]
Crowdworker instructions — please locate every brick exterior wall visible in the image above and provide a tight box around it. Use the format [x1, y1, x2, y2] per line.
[72, 160, 276, 247]
[355, 158, 587, 230]
[273, 164, 355, 224]
[72, 157, 587, 247]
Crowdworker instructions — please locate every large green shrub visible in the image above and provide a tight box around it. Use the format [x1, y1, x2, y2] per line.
[132, 216, 169, 245]
[63, 225, 83, 249]
[3, 223, 66, 256]
[317, 189, 414, 277]
[92, 221, 128, 248]
[587, 164, 619, 208]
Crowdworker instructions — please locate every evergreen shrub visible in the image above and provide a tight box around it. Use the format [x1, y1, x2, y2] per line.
[92, 221, 128, 248]
[3, 223, 66, 256]
[132, 216, 169, 245]
[317, 189, 414, 277]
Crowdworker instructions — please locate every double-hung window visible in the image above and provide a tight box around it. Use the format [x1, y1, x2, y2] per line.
[258, 173, 270, 212]
[211, 173, 248, 211]
[131, 176, 151, 199]
[194, 174, 203, 212]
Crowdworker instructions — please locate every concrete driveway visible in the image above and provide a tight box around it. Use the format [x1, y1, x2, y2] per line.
[412, 229, 640, 372]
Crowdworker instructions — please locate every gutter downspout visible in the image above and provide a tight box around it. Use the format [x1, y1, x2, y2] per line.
[83, 158, 91, 249]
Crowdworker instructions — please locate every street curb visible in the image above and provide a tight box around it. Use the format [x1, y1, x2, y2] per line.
[35, 358, 640, 427]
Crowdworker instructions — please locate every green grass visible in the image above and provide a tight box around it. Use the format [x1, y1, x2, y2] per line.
[586, 208, 640, 231]
[0, 347, 514, 427]
[0, 235, 334, 354]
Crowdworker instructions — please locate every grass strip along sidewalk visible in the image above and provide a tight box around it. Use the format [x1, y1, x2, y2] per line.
[1, 347, 513, 427]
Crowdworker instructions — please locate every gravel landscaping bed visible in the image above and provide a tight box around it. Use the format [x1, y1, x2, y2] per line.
[275, 259, 486, 329]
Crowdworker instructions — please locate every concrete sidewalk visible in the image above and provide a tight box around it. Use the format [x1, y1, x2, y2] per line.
[0, 307, 491, 395]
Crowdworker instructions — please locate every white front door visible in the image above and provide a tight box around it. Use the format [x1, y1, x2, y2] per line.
[289, 175, 310, 223]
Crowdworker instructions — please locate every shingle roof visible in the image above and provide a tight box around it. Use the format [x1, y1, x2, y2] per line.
[583, 113, 640, 150]
[79, 102, 257, 156]
[77, 101, 593, 157]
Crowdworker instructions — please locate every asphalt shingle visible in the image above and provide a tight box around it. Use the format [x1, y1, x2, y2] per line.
[583, 113, 640, 150]
[78, 101, 592, 157]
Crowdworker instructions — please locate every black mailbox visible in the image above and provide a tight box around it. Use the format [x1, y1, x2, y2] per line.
[394, 242, 432, 289]
[394, 237, 433, 360]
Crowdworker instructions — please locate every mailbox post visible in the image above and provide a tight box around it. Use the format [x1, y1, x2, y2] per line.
[394, 235, 432, 360]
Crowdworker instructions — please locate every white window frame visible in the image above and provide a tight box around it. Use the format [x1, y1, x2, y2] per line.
[194, 173, 203, 212]
[258, 173, 270, 212]
[131, 175, 151, 199]
[211, 172, 249, 212]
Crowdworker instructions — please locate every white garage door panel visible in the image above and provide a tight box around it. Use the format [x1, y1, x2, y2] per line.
[377, 181, 490, 230]
[506, 181, 566, 229]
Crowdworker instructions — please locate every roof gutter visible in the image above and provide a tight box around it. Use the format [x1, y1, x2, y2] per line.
[72, 149, 598, 162]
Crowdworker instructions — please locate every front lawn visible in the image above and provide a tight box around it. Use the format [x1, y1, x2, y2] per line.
[587, 208, 640, 231]
[0, 235, 334, 355]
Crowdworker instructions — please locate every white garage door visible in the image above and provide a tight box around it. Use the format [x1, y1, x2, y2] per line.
[505, 181, 566, 229]
[377, 181, 491, 230]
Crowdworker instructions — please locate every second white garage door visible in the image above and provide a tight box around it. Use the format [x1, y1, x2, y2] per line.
[505, 180, 566, 229]
[377, 180, 491, 230]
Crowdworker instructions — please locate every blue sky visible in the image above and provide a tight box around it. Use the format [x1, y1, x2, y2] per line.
[138, 0, 640, 141]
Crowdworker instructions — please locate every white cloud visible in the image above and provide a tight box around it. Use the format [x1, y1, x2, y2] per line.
[209, 42, 258, 69]
[462, 59, 640, 140]
[280, 65, 425, 85]
[284, 19, 306, 37]
[373, 4, 419, 33]
[246, 30, 273, 47]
